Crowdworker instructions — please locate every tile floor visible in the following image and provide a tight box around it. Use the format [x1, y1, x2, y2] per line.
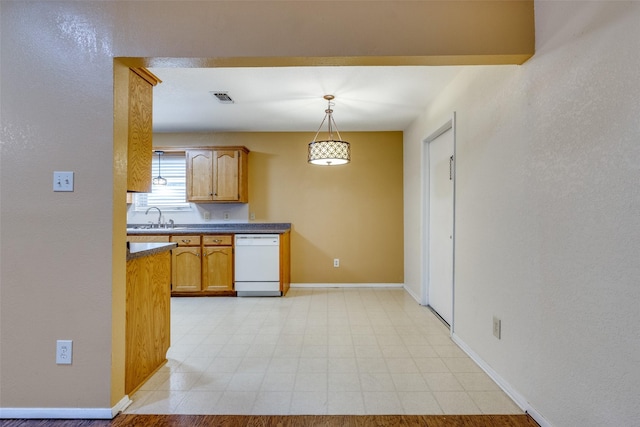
[125, 287, 523, 415]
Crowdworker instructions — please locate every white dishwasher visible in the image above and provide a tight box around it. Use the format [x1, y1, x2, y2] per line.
[234, 234, 281, 296]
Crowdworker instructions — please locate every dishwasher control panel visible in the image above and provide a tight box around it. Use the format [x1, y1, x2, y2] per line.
[235, 234, 279, 246]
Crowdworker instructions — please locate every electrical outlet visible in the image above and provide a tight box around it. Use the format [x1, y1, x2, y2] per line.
[56, 340, 73, 364]
[223, 212, 230, 221]
[333, 258, 340, 267]
[250, 212, 255, 221]
[203, 210, 210, 221]
[493, 317, 501, 339]
[53, 171, 74, 192]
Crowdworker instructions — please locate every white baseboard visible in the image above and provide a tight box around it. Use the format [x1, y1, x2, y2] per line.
[112, 395, 133, 417]
[0, 395, 132, 420]
[403, 284, 421, 303]
[525, 406, 552, 427]
[290, 283, 404, 288]
[451, 333, 551, 427]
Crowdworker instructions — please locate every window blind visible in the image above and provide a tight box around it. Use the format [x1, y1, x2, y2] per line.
[135, 153, 191, 211]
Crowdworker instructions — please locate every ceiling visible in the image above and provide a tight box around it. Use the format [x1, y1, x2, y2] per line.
[149, 66, 463, 133]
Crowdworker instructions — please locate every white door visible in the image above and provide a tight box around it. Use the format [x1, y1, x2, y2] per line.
[428, 126, 454, 325]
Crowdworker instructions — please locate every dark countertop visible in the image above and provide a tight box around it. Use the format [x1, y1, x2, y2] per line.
[127, 222, 291, 235]
[127, 242, 177, 261]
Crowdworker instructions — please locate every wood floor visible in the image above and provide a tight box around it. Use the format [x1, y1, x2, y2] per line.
[1, 414, 539, 427]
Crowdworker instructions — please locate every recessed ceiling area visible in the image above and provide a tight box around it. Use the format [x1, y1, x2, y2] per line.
[150, 66, 464, 133]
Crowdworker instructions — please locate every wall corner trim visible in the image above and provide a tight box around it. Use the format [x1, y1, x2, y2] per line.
[0, 396, 132, 420]
[451, 333, 552, 427]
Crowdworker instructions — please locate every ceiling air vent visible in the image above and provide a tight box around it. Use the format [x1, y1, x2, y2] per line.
[211, 92, 234, 104]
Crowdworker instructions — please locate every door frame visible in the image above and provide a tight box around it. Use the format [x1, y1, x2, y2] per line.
[421, 112, 457, 333]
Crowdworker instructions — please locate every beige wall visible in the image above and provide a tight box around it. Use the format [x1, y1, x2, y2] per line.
[0, 0, 532, 415]
[154, 132, 404, 284]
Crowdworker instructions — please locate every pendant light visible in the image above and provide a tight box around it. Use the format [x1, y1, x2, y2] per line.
[152, 150, 167, 185]
[308, 95, 351, 166]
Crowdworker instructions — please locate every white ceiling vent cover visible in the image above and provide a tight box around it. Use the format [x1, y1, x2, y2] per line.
[211, 92, 234, 104]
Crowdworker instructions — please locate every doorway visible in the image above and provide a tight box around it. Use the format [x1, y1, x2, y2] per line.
[423, 114, 455, 328]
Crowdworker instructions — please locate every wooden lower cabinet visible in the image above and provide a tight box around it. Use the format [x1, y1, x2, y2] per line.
[171, 246, 201, 292]
[127, 231, 290, 296]
[280, 230, 291, 296]
[203, 246, 233, 291]
[171, 234, 233, 295]
[126, 250, 171, 394]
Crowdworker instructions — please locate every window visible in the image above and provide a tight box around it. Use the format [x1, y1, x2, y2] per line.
[134, 152, 191, 211]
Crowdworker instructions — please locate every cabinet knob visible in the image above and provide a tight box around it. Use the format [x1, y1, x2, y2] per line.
[182, 239, 191, 243]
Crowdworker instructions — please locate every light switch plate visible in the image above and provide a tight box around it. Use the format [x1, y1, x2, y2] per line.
[53, 171, 74, 192]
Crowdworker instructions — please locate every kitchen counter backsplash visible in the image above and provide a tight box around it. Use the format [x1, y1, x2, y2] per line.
[127, 223, 291, 234]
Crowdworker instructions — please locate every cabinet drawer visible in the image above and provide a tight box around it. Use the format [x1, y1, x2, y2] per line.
[203, 235, 233, 246]
[170, 235, 201, 246]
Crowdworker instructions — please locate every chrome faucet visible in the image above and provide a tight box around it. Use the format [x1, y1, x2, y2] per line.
[145, 206, 162, 227]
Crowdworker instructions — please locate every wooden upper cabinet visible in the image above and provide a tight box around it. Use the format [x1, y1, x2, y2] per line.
[127, 68, 161, 193]
[186, 150, 214, 202]
[186, 147, 249, 203]
[213, 150, 241, 201]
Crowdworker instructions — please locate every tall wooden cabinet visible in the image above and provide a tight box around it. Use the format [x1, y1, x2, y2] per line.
[186, 147, 249, 203]
[127, 68, 161, 193]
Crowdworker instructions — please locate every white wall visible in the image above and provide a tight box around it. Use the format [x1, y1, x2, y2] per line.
[404, 2, 640, 426]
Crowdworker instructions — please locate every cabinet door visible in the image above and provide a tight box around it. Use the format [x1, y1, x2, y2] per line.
[202, 246, 233, 291]
[212, 150, 240, 201]
[186, 150, 214, 201]
[171, 247, 201, 292]
[127, 69, 153, 193]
